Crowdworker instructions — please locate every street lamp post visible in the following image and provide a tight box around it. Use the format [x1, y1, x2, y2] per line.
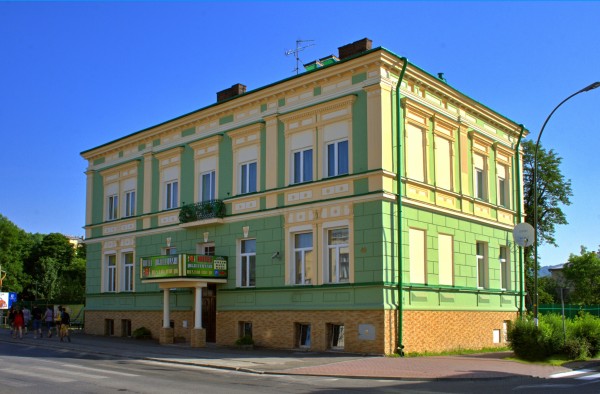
[533, 81, 600, 326]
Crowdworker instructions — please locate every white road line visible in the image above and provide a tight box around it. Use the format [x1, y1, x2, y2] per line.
[31, 365, 108, 379]
[549, 369, 592, 378]
[576, 372, 600, 381]
[64, 363, 140, 377]
[2, 368, 74, 383]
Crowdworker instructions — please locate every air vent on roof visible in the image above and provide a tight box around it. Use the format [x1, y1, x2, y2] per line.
[217, 83, 247, 102]
[338, 38, 373, 60]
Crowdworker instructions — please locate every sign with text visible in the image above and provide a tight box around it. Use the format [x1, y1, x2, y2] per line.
[140, 254, 228, 279]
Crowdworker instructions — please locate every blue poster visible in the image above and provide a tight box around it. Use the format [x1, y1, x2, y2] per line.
[8, 292, 17, 308]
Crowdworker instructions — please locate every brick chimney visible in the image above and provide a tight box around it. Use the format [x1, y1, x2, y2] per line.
[338, 38, 373, 60]
[217, 83, 247, 102]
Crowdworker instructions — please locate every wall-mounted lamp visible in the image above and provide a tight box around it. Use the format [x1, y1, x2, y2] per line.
[271, 251, 280, 259]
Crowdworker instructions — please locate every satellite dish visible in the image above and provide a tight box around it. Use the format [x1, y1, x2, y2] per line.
[513, 222, 535, 247]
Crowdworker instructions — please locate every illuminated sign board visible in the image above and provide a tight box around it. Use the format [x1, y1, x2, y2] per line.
[140, 254, 227, 279]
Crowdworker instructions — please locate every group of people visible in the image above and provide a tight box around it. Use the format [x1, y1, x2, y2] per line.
[6, 305, 71, 342]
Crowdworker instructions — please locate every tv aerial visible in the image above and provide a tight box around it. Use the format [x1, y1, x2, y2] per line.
[285, 39, 315, 75]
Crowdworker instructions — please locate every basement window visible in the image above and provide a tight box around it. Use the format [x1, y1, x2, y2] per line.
[328, 324, 345, 350]
[296, 323, 311, 348]
[105, 319, 114, 336]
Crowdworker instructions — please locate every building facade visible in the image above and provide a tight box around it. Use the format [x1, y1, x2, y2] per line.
[81, 38, 527, 354]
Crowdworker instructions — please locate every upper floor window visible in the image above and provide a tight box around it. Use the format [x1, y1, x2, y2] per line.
[326, 228, 349, 283]
[327, 140, 348, 177]
[240, 239, 256, 287]
[201, 171, 216, 202]
[121, 252, 134, 292]
[406, 123, 426, 182]
[293, 148, 313, 184]
[293, 232, 313, 285]
[499, 246, 510, 290]
[105, 254, 116, 293]
[434, 135, 452, 190]
[165, 180, 179, 209]
[240, 161, 257, 194]
[476, 241, 488, 289]
[497, 164, 509, 208]
[124, 190, 136, 217]
[107, 195, 118, 221]
[473, 154, 487, 200]
[409, 228, 426, 284]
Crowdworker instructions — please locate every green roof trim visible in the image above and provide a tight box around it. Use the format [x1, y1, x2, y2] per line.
[352, 72, 367, 85]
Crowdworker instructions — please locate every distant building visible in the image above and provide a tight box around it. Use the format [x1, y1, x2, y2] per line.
[81, 38, 527, 354]
[65, 235, 84, 250]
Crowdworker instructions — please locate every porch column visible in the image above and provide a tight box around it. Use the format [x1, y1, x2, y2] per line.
[160, 288, 174, 344]
[191, 283, 207, 348]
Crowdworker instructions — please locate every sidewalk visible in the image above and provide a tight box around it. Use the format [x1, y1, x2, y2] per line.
[1, 329, 589, 381]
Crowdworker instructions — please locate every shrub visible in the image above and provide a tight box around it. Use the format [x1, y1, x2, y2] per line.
[235, 335, 254, 346]
[507, 318, 548, 361]
[570, 313, 600, 357]
[564, 337, 591, 360]
[132, 326, 152, 340]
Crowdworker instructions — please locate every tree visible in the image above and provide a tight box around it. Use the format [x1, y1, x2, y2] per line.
[562, 247, 600, 305]
[0, 214, 30, 293]
[522, 140, 573, 308]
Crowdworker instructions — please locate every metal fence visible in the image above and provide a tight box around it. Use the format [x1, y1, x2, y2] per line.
[539, 304, 600, 318]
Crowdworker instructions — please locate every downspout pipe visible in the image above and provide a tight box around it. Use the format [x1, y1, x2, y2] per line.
[395, 57, 408, 356]
[513, 124, 525, 318]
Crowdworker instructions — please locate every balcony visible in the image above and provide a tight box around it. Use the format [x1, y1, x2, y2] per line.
[178, 200, 226, 228]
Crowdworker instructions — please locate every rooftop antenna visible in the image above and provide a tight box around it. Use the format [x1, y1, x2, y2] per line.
[285, 39, 315, 75]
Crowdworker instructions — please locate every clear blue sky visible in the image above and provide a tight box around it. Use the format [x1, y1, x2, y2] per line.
[1, 1, 599, 267]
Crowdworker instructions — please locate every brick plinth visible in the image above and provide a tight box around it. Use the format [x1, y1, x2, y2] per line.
[191, 328, 206, 348]
[160, 327, 174, 344]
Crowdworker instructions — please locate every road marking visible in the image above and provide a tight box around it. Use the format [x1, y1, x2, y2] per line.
[549, 369, 592, 378]
[576, 372, 600, 381]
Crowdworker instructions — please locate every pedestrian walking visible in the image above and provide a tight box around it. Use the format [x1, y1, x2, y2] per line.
[12, 308, 24, 339]
[22, 306, 31, 335]
[59, 307, 71, 343]
[7, 306, 15, 338]
[32, 305, 43, 338]
[43, 306, 54, 338]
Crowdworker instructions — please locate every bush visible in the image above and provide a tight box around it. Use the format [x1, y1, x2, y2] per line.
[235, 335, 254, 346]
[132, 326, 152, 340]
[564, 337, 591, 360]
[570, 313, 600, 357]
[508, 318, 548, 361]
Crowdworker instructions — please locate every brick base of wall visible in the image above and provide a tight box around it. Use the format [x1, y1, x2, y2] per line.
[85, 309, 517, 355]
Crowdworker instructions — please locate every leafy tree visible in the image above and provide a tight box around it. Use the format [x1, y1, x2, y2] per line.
[562, 247, 600, 305]
[0, 214, 29, 293]
[35, 256, 60, 301]
[522, 140, 573, 309]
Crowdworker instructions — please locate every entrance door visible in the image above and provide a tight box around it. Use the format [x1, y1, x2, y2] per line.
[202, 284, 217, 342]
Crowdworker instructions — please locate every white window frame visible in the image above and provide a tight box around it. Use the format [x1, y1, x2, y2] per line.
[239, 239, 256, 288]
[326, 139, 349, 178]
[165, 180, 179, 209]
[325, 227, 350, 284]
[121, 251, 134, 292]
[434, 135, 453, 191]
[406, 124, 426, 182]
[292, 148, 313, 184]
[107, 194, 118, 221]
[409, 228, 426, 284]
[474, 154, 487, 201]
[438, 233, 453, 286]
[240, 161, 257, 194]
[476, 241, 488, 289]
[197, 242, 215, 256]
[293, 232, 313, 285]
[500, 246, 510, 290]
[329, 324, 345, 350]
[497, 163, 509, 209]
[200, 170, 216, 202]
[105, 254, 116, 293]
[124, 190, 136, 217]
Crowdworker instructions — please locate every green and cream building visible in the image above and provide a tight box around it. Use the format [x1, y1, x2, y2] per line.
[81, 38, 527, 354]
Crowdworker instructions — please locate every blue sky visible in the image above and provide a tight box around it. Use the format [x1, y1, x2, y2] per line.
[1, 1, 599, 267]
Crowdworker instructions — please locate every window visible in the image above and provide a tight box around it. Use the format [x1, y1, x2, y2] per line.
[296, 323, 311, 348]
[293, 148, 313, 183]
[122, 252, 134, 292]
[293, 232, 313, 285]
[165, 247, 177, 256]
[434, 135, 452, 190]
[199, 243, 215, 256]
[406, 124, 426, 182]
[326, 228, 349, 283]
[438, 234, 453, 286]
[121, 319, 132, 337]
[328, 324, 345, 350]
[326, 140, 348, 177]
[106, 254, 116, 292]
[500, 246, 510, 290]
[240, 239, 256, 287]
[201, 171, 216, 202]
[124, 190, 136, 217]
[239, 322, 252, 339]
[240, 162, 257, 194]
[497, 164, 509, 208]
[476, 242, 488, 288]
[409, 228, 426, 284]
[107, 195, 118, 220]
[104, 319, 114, 336]
[473, 154, 487, 200]
[165, 180, 179, 209]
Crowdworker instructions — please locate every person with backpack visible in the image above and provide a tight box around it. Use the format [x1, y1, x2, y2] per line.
[59, 307, 71, 343]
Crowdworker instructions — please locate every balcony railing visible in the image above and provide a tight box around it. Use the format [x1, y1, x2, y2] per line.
[178, 200, 226, 223]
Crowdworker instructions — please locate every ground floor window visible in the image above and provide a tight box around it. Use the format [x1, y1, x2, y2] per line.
[296, 323, 311, 348]
[105, 319, 114, 336]
[328, 324, 345, 350]
[121, 319, 132, 337]
[239, 321, 252, 339]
